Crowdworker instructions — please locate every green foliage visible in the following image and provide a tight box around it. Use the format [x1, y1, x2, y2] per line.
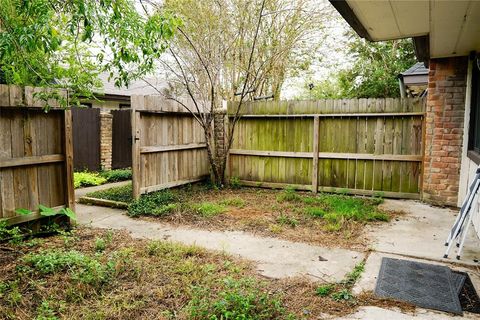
[0, 0, 180, 107]
[127, 190, 177, 217]
[193, 202, 226, 218]
[303, 206, 326, 218]
[22, 249, 115, 286]
[300, 36, 416, 99]
[229, 176, 242, 189]
[342, 262, 365, 287]
[315, 284, 334, 297]
[187, 277, 293, 320]
[94, 237, 106, 252]
[276, 214, 298, 228]
[276, 186, 301, 202]
[74, 172, 106, 189]
[151, 203, 178, 216]
[0, 221, 24, 244]
[15, 205, 77, 221]
[86, 184, 133, 203]
[219, 197, 246, 208]
[304, 194, 389, 231]
[331, 289, 354, 301]
[99, 169, 132, 183]
[35, 300, 58, 320]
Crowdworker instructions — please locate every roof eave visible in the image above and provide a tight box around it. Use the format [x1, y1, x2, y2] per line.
[329, 0, 373, 41]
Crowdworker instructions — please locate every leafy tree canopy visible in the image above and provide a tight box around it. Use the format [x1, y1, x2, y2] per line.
[0, 0, 181, 106]
[301, 34, 416, 99]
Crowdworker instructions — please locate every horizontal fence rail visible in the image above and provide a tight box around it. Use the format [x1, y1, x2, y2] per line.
[227, 98, 425, 199]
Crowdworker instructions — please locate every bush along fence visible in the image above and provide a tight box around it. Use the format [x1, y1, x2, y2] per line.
[227, 98, 426, 199]
[0, 85, 75, 225]
[131, 95, 210, 199]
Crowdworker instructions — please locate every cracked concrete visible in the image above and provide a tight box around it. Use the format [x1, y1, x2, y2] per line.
[77, 203, 364, 282]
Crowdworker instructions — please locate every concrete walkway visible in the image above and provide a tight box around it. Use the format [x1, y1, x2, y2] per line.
[76, 203, 363, 282]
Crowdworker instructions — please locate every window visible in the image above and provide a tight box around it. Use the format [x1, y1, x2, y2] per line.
[468, 57, 480, 164]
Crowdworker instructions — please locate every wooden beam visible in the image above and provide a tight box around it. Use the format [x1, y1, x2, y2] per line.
[238, 180, 420, 199]
[228, 112, 425, 118]
[229, 149, 423, 162]
[312, 116, 319, 193]
[140, 143, 207, 154]
[140, 176, 208, 194]
[0, 154, 64, 168]
[132, 105, 141, 199]
[63, 109, 75, 212]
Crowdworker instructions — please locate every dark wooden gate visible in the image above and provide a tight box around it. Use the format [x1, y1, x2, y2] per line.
[72, 107, 100, 171]
[112, 109, 132, 169]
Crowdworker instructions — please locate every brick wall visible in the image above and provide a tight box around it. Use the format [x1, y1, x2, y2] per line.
[99, 112, 113, 171]
[423, 57, 468, 206]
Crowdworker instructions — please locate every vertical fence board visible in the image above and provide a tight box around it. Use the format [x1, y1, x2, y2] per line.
[228, 98, 425, 199]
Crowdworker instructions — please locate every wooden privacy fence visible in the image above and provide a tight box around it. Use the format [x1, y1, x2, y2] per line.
[228, 98, 426, 199]
[131, 95, 209, 198]
[72, 107, 100, 171]
[112, 109, 132, 169]
[0, 85, 74, 224]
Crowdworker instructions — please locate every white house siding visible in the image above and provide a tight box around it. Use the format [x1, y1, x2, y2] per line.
[458, 59, 480, 239]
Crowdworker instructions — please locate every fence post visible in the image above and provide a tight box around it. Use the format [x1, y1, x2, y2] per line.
[131, 96, 142, 199]
[64, 109, 75, 212]
[312, 116, 319, 193]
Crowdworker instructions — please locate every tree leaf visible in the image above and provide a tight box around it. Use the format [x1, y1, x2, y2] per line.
[59, 208, 77, 221]
[39, 204, 57, 216]
[15, 208, 33, 215]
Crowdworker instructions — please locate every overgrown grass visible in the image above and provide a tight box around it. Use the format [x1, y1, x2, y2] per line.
[73, 171, 106, 188]
[219, 197, 246, 208]
[193, 202, 226, 217]
[0, 228, 296, 319]
[86, 184, 133, 203]
[99, 168, 132, 183]
[127, 190, 177, 217]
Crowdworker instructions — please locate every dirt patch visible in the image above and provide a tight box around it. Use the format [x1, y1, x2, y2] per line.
[140, 185, 402, 251]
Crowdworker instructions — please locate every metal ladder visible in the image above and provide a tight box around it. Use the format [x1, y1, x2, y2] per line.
[444, 167, 480, 260]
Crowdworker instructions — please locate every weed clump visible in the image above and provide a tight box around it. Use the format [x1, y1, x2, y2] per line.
[193, 202, 226, 217]
[127, 190, 177, 217]
[276, 186, 301, 202]
[219, 197, 246, 208]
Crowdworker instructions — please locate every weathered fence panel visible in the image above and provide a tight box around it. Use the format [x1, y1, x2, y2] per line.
[72, 107, 100, 171]
[228, 98, 425, 199]
[131, 95, 209, 198]
[112, 109, 132, 169]
[0, 85, 74, 224]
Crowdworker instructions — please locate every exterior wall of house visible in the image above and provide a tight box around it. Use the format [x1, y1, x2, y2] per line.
[423, 57, 468, 206]
[458, 59, 480, 238]
[100, 112, 113, 171]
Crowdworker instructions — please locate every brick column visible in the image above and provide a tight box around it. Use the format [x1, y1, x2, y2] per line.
[99, 112, 113, 171]
[423, 57, 467, 206]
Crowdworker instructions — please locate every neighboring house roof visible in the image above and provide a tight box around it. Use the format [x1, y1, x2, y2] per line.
[329, 0, 480, 61]
[97, 72, 167, 100]
[399, 62, 428, 86]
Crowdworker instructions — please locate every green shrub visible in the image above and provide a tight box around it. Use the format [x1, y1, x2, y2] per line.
[219, 197, 245, 208]
[304, 206, 326, 218]
[73, 172, 106, 189]
[22, 250, 115, 286]
[127, 190, 177, 217]
[187, 277, 292, 320]
[276, 186, 301, 202]
[193, 202, 226, 218]
[99, 169, 132, 182]
[87, 184, 133, 203]
[229, 176, 241, 189]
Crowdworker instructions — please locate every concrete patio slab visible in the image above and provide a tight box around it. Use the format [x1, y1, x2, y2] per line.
[76, 204, 364, 282]
[368, 199, 480, 266]
[333, 306, 479, 320]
